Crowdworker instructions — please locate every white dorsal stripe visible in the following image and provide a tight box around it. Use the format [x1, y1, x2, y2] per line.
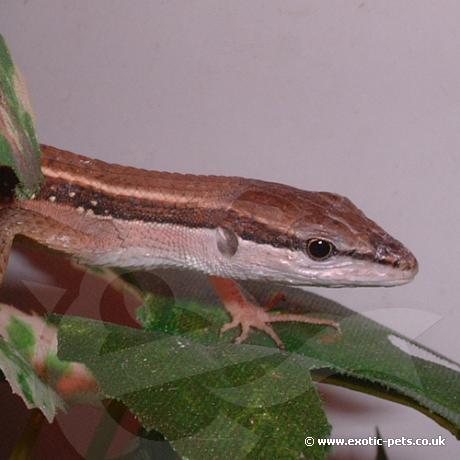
[42, 166, 203, 205]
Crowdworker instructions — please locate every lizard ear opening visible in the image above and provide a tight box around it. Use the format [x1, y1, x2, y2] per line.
[216, 227, 238, 257]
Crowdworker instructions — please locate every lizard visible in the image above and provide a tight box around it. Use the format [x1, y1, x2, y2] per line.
[0, 145, 418, 349]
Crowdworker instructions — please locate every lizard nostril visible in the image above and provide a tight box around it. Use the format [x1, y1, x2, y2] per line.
[375, 241, 418, 274]
[404, 253, 419, 273]
[393, 250, 418, 275]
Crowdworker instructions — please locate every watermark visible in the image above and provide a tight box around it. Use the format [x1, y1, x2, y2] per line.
[305, 435, 446, 448]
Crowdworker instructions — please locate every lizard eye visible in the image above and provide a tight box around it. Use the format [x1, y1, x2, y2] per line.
[306, 238, 334, 261]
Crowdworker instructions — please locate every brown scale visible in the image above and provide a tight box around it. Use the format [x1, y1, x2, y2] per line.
[32, 176, 395, 267]
[32, 144, 416, 270]
[34, 177, 310, 251]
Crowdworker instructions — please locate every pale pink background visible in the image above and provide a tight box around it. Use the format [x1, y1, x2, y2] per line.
[1, 1, 459, 459]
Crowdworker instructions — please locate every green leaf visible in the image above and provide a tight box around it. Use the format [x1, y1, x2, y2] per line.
[0, 337, 64, 422]
[58, 316, 331, 460]
[132, 272, 460, 439]
[57, 269, 460, 459]
[128, 274, 460, 437]
[0, 34, 43, 198]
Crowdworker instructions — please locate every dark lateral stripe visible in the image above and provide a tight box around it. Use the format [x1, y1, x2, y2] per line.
[36, 178, 307, 251]
[36, 177, 396, 267]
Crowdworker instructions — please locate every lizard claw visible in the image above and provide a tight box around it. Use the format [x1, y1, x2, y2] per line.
[209, 276, 340, 349]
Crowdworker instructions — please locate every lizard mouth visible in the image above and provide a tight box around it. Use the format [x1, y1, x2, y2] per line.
[286, 254, 419, 288]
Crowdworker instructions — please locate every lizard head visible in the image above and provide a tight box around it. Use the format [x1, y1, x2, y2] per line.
[215, 185, 418, 287]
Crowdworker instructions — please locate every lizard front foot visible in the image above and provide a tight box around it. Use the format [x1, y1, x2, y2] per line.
[208, 276, 341, 350]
